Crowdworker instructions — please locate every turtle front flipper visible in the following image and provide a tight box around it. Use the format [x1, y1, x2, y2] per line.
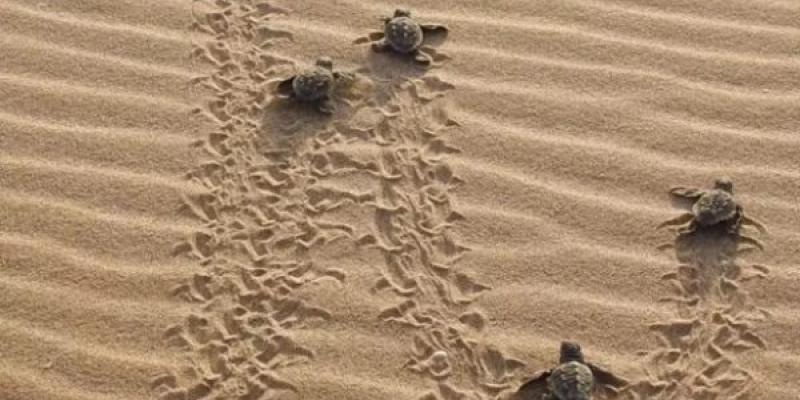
[333, 71, 355, 82]
[657, 212, 694, 230]
[420, 24, 449, 47]
[276, 76, 296, 99]
[728, 206, 745, 234]
[669, 187, 705, 200]
[420, 24, 448, 37]
[511, 371, 552, 400]
[588, 362, 628, 389]
[354, 31, 385, 45]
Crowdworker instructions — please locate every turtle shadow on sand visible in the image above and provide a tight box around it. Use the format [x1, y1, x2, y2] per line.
[652, 177, 771, 330]
[656, 177, 767, 268]
[668, 224, 742, 269]
[356, 50, 448, 88]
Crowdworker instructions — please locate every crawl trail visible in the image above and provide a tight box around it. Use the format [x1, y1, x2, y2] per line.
[152, 1, 368, 399]
[624, 190, 770, 400]
[348, 75, 526, 399]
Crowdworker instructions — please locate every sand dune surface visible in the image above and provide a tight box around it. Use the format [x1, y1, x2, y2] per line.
[1, 0, 798, 399]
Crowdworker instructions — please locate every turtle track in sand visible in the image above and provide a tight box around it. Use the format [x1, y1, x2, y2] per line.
[345, 60, 527, 400]
[622, 185, 770, 400]
[152, 2, 365, 399]
[151, 1, 523, 399]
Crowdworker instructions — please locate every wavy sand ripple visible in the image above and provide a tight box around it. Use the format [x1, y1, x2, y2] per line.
[1, 0, 798, 399]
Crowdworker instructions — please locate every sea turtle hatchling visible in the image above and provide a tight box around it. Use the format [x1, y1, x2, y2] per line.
[355, 9, 448, 66]
[512, 342, 627, 400]
[657, 177, 767, 249]
[276, 57, 349, 114]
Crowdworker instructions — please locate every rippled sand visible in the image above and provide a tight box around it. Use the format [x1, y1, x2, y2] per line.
[1, 1, 798, 399]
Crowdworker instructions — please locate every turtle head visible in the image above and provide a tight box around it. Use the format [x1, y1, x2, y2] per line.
[713, 177, 733, 194]
[559, 341, 585, 364]
[315, 57, 334, 70]
[394, 8, 411, 18]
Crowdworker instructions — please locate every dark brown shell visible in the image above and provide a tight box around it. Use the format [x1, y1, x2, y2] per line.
[291, 66, 334, 101]
[547, 361, 593, 400]
[692, 189, 737, 226]
[384, 16, 424, 53]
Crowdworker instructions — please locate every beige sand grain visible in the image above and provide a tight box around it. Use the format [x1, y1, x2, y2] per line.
[1, 0, 798, 399]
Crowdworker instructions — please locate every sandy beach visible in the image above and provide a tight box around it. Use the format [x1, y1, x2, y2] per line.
[1, 0, 799, 399]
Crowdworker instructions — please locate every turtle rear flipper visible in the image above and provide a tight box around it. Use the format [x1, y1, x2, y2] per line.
[317, 97, 336, 115]
[421, 46, 451, 64]
[354, 31, 385, 45]
[371, 40, 392, 53]
[413, 50, 434, 66]
[669, 187, 705, 200]
[587, 362, 628, 389]
[276, 76, 295, 99]
[737, 234, 765, 251]
[740, 214, 768, 234]
[511, 370, 551, 400]
[657, 212, 694, 230]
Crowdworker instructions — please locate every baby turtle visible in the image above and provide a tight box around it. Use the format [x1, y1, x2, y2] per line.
[512, 342, 627, 400]
[355, 9, 448, 66]
[657, 177, 767, 249]
[277, 57, 348, 114]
